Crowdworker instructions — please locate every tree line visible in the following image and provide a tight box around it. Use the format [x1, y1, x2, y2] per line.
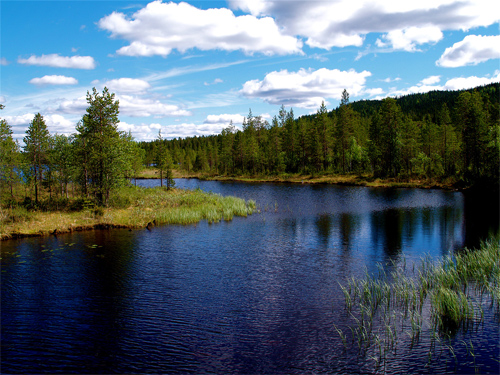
[0, 88, 174, 209]
[1, 83, 498, 209]
[141, 83, 499, 188]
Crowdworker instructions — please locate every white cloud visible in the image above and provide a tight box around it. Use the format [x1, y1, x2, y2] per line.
[443, 72, 500, 90]
[29, 75, 78, 86]
[382, 77, 402, 83]
[204, 78, 224, 86]
[144, 60, 249, 82]
[164, 123, 227, 138]
[363, 88, 385, 96]
[204, 114, 245, 127]
[105, 78, 151, 93]
[1, 57, 9, 66]
[2, 113, 36, 126]
[240, 68, 371, 109]
[98, 0, 302, 57]
[18, 54, 96, 69]
[376, 26, 443, 52]
[386, 71, 500, 97]
[421, 75, 441, 85]
[3, 113, 76, 135]
[117, 95, 191, 117]
[310, 53, 329, 62]
[117, 121, 165, 141]
[54, 92, 190, 118]
[0, 96, 6, 103]
[437, 35, 500, 67]
[229, 0, 500, 50]
[118, 121, 228, 141]
[56, 96, 88, 114]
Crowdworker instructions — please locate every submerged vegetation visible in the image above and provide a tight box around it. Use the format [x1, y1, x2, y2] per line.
[336, 239, 500, 371]
[0, 186, 256, 240]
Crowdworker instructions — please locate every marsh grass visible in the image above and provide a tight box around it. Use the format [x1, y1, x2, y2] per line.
[1, 186, 256, 239]
[336, 239, 500, 371]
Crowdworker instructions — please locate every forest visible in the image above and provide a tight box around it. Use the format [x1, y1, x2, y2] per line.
[140, 83, 499, 189]
[1, 83, 499, 210]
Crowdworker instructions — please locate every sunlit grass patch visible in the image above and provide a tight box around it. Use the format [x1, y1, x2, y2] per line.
[1, 186, 256, 239]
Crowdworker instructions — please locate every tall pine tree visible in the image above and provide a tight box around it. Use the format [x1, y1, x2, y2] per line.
[24, 113, 51, 204]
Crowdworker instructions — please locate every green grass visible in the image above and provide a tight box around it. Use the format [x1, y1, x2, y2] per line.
[0, 186, 256, 240]
[336, 238, 499, 370]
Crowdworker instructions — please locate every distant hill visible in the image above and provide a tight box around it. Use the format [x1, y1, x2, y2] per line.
[345, 82, 499, 120]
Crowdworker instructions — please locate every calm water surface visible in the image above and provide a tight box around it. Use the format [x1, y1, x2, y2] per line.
[2, 179, 499, 374]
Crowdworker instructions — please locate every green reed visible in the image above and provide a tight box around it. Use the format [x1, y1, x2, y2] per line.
[336, 238, 499, 371]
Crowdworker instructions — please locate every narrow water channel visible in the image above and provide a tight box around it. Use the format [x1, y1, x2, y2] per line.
[2, 180, 499, 374]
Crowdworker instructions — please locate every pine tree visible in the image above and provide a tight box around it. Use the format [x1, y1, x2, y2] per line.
[155, 130, 175, 189]
[0, 116, 21, 199]
[335, 91, 355, 173]
[24, 113, 51, 204]
[75, 87, 123, 206]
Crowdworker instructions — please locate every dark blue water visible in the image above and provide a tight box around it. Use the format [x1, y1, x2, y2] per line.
[2, 180, 499, 374]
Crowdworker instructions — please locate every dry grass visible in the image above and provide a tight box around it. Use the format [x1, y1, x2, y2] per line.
[1, 186, 256, 240]
[201, 173, 456, 190]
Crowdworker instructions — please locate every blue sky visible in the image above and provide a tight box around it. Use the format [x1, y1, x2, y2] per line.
[1, 0, 499, 143]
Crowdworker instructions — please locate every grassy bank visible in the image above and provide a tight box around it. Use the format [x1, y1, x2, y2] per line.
[136, 168, 459, 190]
[203, 173, 459, 190]
[0, 186, 256, 240]
[336, 238, 499, 369]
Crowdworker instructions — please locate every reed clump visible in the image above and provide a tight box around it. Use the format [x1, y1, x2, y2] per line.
[336, 238, 499, 371]
[1, 186, 256, 240]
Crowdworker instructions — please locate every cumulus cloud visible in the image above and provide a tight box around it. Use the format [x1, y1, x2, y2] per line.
[117, 121, 165, 141]
[164, 123, 227, 138]
[2, 113, 36, 126]
[376, 26, 443, 52]
[363, 88, 385, 97]
[3, 113, 76, 136]
[118, 95, 191, 117]
[118, 121, 227, 141]
[240, 68, 371, 109]
[421, 75, 441, 85]
[29, 75, 78, 86]
[204, 114, 245, 127]
[436, 35, 500, 67]
[386, 71, 500, 97]
[54, 92, 190, 118]
[229, 0, 499, 51]
[56, 96, 88, 114]
[18, 54, 96, 69]
[105, 78, 151, 93]
[443, 73, 500, 90]
[98, 0, 302, 56]
[1, 57, 9, 66]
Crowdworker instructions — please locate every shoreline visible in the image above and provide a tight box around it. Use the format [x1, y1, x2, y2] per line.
[138, 169, 461, 191]
[2, 223, 134, 241]
[1, 187, 255, 241]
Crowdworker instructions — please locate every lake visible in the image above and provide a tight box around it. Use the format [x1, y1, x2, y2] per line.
[1, 179, 499, 374]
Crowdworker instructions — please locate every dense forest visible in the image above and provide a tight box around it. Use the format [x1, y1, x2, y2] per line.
[140, 83, 499, 188]
[1, 83, 499, 209]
